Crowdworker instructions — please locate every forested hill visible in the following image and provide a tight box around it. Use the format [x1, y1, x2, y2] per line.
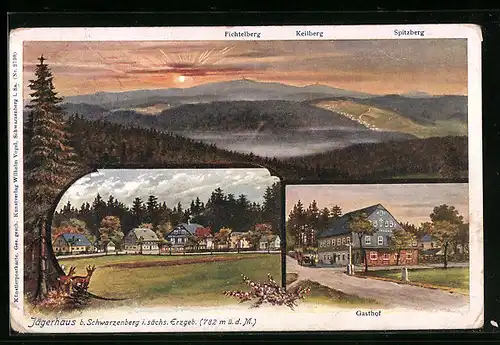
[67, 115, 468, 181]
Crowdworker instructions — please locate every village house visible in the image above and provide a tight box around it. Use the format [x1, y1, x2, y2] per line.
[259, 235, 281, 251]
[418, 234, 440, 251]
[317, 204, 419, 267]
[105, 240, 116, 253]
[123, 228, 159, 254]
[229, 232, 251, 249]
[52, 233, 93, 255]
[164, 223, 206, 252]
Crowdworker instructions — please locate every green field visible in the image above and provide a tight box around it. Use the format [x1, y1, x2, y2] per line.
[364, 267, 469, 294]
[313, 100, 468, 138]
[59, 254, 281, 307]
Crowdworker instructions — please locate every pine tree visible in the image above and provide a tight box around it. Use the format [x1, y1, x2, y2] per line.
[24, 55, 83, 300]
[131, 197, 146, 228]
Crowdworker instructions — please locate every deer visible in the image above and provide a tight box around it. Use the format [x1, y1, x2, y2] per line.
[57, 266, 76, 294]
[71, 265, 96, 291]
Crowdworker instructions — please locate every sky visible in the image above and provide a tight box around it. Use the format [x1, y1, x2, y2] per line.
[285, 184, 469, 226]
[56, 168, 279, 211]
[23, 39, 467, 97]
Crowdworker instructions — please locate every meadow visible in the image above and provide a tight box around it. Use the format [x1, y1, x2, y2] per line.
[364, 267, 470, 295]
[59, 253, 281, 307]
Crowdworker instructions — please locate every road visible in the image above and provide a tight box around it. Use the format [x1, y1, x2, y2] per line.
[286, 256, 468, 311]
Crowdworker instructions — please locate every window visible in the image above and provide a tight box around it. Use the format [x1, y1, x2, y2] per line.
[383, 253, 390, 260]
[370, 252, 378, 260]
[373, 220, 378, 227]
[365, 236, 371, 245]
[342, 254, 346, 261]
[385, 221, 389, 227]
[389, 220, 394, 227]
[342, 238, 346, 245]
[378, 236, 384, 245]
[406, 252, 412, 260]
[346, 237, 351, 244]
[337, 238, 341, 246]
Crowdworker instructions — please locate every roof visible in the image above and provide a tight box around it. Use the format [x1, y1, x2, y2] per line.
[318, 204, 384, 238]
[60, 233, 92, 246]
[177, 223, 204, 234]
[260, 235, 280, 242]
[421, 248, 442, 255]
[129, 228, 159, 241]
[420, 234, 434, 242]
[231, 232, 247, 237]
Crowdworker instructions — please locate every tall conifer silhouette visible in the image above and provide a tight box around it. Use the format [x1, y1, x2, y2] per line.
[25, 55, 82, 300]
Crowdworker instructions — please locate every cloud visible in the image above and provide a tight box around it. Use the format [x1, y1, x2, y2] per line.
[125, 62, 270, 77]
[57, 168, 279, 212]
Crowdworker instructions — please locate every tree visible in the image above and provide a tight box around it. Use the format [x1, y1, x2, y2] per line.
[146, 194, 160, 230]
[246, 224, 272, 250]
[330, 205, 342, 219]
[287, 200, 307, 249]
[389, 228, 416, 266]
[428, 204, 465, 265]
[422, 220, 459, 269]
[429, 204, 464, 225]
[99, 216, 123, 253]
[262, 182, 281, 234]
[306, 200, 320, 246]
[137, 236, 145, 255]
[215, 227, 232, 249]
[131, 197, 146, 228]
[456, 223, 469, 259]
[157, 238, 167, 255]
[348, 213, 375, 272]
[24, 55, 83, 300]
[194, 227, 212, 250]
[166, 239, 173, 255]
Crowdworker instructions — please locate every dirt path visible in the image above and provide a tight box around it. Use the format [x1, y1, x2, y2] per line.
[286, 256, 468, 311]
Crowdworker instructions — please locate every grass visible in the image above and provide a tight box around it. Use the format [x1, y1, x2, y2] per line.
[296, 280, 381, 307]
[313, 100, 468, 138]
[362, 267, 469, 294]
[59, 253, 281, 307]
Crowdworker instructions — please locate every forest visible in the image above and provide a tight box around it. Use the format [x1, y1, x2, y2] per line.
[52, 183, 281, 249]
[286, 200, 470, 265]
[23, 55, 469, 302]
[64, 114, 468, 181]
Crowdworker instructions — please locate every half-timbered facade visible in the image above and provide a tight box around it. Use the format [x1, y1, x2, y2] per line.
[318, 204, 418, 267]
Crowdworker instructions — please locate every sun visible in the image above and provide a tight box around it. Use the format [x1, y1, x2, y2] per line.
[176, 75, 186, 83]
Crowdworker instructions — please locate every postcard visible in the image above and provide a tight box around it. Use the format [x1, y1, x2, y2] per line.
[8, 24, 483, 333]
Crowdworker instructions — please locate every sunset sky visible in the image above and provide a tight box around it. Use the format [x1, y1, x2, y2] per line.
[23, 39, 467, 97]
[286, 184, 469, 226]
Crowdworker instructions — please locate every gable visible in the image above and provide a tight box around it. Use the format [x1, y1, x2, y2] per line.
[319, 204, 401, 238]
[130, 228, 159, 241]
[61, 233, 92, 246]
[366, 207, 401, 234]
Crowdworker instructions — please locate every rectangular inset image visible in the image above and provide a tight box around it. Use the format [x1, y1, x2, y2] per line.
[284, 183, 482, 330]
[16, 168, 287, 332]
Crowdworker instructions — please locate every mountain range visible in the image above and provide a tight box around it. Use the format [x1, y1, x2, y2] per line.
[24, 79, 468, 158]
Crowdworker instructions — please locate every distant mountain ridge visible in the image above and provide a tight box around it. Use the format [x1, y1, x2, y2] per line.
[61, 79, 376, 109]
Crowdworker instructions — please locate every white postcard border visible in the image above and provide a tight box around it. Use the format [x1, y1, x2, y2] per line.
[8, 24, 483, 333]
